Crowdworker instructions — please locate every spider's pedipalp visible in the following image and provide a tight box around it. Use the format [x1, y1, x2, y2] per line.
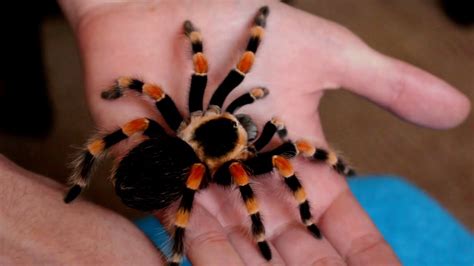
[229, 162, 272, 260]
[184, 20, 209, 113]
[209, 6, 270, 108]
[226, 87, 269, 114]
[64, 118, 165, 203]
[254, 6, 270, 27]
[235, 114, 258, 142]
[251, 117, 287, 151]
[101, 77, 183, 131]
[244, 141, 297, 176]
[169, 163, 206, 266]
[295, 140, 356, 176]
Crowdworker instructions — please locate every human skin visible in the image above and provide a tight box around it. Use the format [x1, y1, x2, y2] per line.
[1, 0, 469, 265]
[0, 155, 163, 265]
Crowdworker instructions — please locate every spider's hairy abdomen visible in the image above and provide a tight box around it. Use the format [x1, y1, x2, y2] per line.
[114, 138, 199, 211]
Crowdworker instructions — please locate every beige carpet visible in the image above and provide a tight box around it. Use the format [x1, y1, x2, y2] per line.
[0, 0, 472, 229]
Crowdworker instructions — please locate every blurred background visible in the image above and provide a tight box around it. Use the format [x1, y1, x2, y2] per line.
[0, 0, 472, 230]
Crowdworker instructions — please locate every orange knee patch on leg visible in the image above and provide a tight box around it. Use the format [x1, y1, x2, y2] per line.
[174, 209, 190, 228]
[327, 152, 338, 165]
[250, 87, 268, 99]
[229, 162, 250, 186]
[122, 118, 149, 136]
[189, 31, 202, 44]
[295, 140, 316, 157]
[87, 139, 105, 156]
[236, 51, 255, 74]
[193, 53, 208, 74]
[143, 84, 165, 101]
[245, 197, 259, 214]
[294, 187, 307, 203]
[251, 26, 265, 39]
[117, 77, 133, 88]
[272, 156, 294, 177]
[270, 117, 285, 130]
[186, 163, 206, 190]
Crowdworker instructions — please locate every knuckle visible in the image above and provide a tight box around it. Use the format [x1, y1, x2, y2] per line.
[346, 233, 386, 259]
[311, 256, 347, 266]
[188, 229, 228, 248]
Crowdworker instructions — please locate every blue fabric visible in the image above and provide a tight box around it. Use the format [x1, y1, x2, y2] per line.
[135, 176, 474, 265]
[348, 176, 473, 266]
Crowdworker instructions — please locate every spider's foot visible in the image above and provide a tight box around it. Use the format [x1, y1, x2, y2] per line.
[64, 185, 82, 203]
[307, 224, 322, 239]
[258, 240, 272, 261]
[101, 86, 123, 99]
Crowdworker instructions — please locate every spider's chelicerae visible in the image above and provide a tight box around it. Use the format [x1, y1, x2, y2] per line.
[65, 6, 354, 266]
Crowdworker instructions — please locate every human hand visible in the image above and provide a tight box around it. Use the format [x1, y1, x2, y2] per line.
[59, 0, 470, 265]
[0, 155, 164, 265]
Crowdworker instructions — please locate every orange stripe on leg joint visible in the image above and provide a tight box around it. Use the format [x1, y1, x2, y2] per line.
[294, 188, 307, 203]
[143, 84, 165, 101]
[295, 140, 316, 157]
[236, 51, 255, 74]
[272, 156, 294, 177]
[229, 162, 250, 186]
[175, 209, 190, 228]
[186, 163, 206, 190]
[122, 118, 150, 136]
[193, 53, 208, 74]
[251, 26, 265, 39]
[117, 77, 132, 88]
[245, 197, 259, 214]
[87, 139, 105, 156]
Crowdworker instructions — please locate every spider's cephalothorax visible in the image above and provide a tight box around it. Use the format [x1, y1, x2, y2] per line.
[178, 109, 249, 170]
[64, 6, 355, 266]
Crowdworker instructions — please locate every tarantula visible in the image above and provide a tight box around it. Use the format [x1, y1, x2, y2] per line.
[64, 6, 354, 266]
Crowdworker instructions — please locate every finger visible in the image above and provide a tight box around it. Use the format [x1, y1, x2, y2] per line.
[271, 222, 345, 265]
[225, 225, 285, 265]
[339, 48, 470, 129]
[174, 203, 244, 266]
[319, 188, 400, 265]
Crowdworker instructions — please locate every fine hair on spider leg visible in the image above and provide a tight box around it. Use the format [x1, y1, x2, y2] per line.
[101, 77, 184, 131]
[184, 20, 208, 113]
[208, 6, 270, 108]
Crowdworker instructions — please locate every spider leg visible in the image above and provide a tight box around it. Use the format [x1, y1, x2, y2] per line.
[64, 118, 165, 203]
[251, 117, 287, 151]
[169, 163, 206, 266]
[208, 6, 269, 108]
[101, 78, 183, 131]
[272, 156, 322, 238]
[225, 87, 269, 114]
[246, 140, 355, 176]
[184, 20, 209, 113]
[295, 139, 356, 176]
[243, 152, 322, 238]
[228, 162, 272, 261]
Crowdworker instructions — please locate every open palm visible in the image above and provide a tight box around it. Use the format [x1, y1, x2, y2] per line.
[71, 1, 469, 265]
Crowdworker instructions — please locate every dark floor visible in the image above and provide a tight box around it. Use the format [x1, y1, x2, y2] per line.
[0, 1, 473, 229]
